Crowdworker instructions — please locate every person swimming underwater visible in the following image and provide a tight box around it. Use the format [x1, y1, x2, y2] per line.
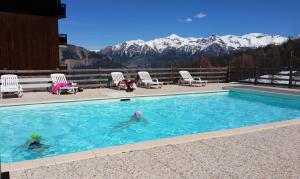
[115, 109, 149, 129]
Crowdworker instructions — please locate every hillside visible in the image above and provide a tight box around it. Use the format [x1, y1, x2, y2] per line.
[59, 45, 124, 69]
[177, 39, 300, 69]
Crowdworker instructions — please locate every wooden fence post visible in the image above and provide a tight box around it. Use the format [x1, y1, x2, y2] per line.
[289, 68, 293, 88]
[170, 65, 174, 84]
[289, 50, 293, 88]
[270, 70, 274, 86]
[241, 68, 244, 82]
[226, 67, 230, 83]
[254, 67, 258, 86]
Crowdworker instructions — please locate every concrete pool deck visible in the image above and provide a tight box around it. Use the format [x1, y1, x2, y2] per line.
[1, 83, 300, 178]
[0, 83, 238, 106]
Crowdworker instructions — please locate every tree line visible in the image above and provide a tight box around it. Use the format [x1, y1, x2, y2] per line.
[174, 39, 300, 70]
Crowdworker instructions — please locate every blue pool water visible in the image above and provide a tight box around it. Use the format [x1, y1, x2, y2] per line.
[1, 90, 300, 163]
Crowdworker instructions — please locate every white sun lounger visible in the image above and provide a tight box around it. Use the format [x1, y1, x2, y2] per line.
[138, 71, 163, 88]
[111, 72, 126, 90]
[50, 73, 78, 95]
[179, 71, 207, 86]
[111, 72, 137, 90]
[0, 75, 23, 98]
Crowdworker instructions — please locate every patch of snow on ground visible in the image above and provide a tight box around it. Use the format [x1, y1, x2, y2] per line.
[243, 71, 300, 85]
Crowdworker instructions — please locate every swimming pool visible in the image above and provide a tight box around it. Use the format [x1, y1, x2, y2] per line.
[1, 90, 300, 163]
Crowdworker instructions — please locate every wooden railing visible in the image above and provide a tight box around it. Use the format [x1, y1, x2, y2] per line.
[1, 67, 298, 92]
[0, 68, 228, 92]
[229, 68, 300, 88]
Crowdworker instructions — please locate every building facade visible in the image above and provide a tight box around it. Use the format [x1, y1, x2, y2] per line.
[0, 0, 67, 70]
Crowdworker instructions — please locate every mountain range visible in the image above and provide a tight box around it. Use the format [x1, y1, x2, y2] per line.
[60, 33, 290, 68]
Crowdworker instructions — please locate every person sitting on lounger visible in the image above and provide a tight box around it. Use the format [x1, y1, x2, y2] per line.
[119, 79, 137, 92]
[115, 109, 149, 129]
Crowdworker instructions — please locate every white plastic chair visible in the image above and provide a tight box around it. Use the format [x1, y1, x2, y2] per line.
[111, 72, 126, 90]
[0, 75, 23, 98]
[179, 71, 207, 86]
[138, 71, 163, 88]
[50, 73, 78, 95]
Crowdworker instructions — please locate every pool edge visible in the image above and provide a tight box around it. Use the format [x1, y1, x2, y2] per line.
[3, 118, 300, 172]
[0, 90, 228, 107]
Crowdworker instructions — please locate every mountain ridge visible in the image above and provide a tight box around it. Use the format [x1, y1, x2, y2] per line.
[98, 33, 288, 67]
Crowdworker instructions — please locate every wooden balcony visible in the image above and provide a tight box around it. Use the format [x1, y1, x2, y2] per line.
[57, 1, 66, 19]
[59, 34, 67, 45]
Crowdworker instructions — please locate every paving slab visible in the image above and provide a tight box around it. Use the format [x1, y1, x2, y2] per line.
[202, 139, 293, 178]
[25, 166, 59, 179]
[56, 155, 133, 179]
[9, 170, 28, 179]
[144, 144, 232, 178]
[117, 150, 182, 179]
[211, 126, 300, 164]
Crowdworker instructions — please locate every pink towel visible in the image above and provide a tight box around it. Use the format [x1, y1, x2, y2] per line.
[119, 80, 135, 86]
[52, 83, 71, 94]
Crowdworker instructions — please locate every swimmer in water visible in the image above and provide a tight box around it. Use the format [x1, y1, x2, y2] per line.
[133, 110, 143, 119]
[115, 109, 149, 129]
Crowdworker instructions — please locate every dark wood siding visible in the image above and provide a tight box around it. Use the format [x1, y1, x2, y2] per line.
[0, 12, 59, 70]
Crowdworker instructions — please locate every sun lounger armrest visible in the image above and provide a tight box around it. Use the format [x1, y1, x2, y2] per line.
[153, 78, 159, 83]
[71, 82, 78, 86]
[19, 84, 23, 91]
[194, 77, 201, 81]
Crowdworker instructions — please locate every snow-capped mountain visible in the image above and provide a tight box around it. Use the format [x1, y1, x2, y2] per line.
[99, 33, 288, 67]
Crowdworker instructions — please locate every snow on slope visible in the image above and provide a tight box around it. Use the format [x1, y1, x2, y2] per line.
[220, 33, 287, 49]
[244, 71, 300, 85]
[102, 33, 288, 57]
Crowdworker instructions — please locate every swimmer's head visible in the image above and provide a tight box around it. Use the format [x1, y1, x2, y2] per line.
[135, 110, 142, 119]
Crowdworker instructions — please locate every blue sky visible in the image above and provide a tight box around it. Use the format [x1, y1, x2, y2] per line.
[59, 0, 300, 50]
